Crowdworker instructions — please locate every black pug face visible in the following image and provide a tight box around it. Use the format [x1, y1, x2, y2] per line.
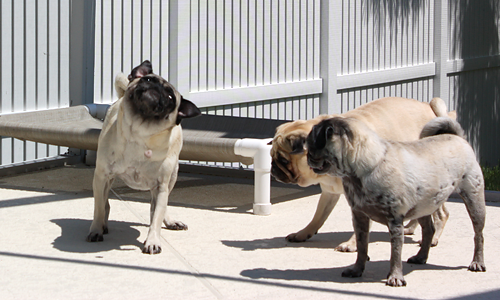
[129, 75, 177, 121]
[306, 121, 333, 175]
[125, 60, 201, 125]
[306, 118, 352, 176]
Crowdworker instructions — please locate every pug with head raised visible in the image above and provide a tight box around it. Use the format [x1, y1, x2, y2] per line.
[87, 60, 201, 254]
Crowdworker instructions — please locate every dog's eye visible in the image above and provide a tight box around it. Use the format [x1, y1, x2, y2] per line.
[142, 77, 156, 83]
[278, 156, 289, 165]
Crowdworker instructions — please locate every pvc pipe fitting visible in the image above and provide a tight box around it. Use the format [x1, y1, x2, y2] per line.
[234, 138, 273, 216]
[84, 103, 110, 120]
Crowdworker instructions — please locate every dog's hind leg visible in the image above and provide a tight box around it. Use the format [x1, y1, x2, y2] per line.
[160, 163, 187, 231]
[87, 170, 114, 242]
[163, 215, 188, 230]
[430, 204, 449, 246]
[336, 233, 357, 252]
[407, 204, 449, 247]
[403, 219, 418, 235]
[386, 217, 407, 287]
[408, 215, 434, 265]
[342, 210, 370, 278]
[150, 192, 185, 230]
[459, 171, 486, 272]
[287, 192, 341, 243]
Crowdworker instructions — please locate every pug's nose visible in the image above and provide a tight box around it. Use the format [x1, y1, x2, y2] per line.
[307, 154, 322, 168]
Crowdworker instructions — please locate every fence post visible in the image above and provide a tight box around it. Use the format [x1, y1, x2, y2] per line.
[69, 0, 96, 106]
[433, 0, 450, 102]
[319, 0, 342, 115]
[168, 0, 191, 98]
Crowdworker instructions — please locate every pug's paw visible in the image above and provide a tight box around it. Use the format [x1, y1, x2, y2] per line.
[386, 274, 407, 287]
[164, 220, 188, 231]
[468, 261, 486, 272]
[142, 239, 162, 254]
[335, 240, 357, 252]
[341, 266, 363, 278]
[285, 230, 314, 243]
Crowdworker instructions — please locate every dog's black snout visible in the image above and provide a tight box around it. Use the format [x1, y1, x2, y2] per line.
[307, 153, 322, 168]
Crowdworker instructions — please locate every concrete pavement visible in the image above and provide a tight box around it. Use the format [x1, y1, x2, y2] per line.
[1, 164, 499, 299]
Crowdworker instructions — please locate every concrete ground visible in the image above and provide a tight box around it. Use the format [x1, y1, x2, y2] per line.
[0, 164, 499, 300]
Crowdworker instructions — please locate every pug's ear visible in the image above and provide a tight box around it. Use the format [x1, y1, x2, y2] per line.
[128, 60, 153, 81]
[176, 97, 202, 125]
[331, 118, 353, 140]
[309, 121, 329, 150]
[290, 136, 306, 155]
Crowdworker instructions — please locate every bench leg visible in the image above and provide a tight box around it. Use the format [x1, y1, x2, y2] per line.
[253, 160, 272, 215]
[234, 138, 273, 216]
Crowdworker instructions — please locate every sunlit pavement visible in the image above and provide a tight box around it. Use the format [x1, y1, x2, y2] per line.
[1, 164, 499, 299]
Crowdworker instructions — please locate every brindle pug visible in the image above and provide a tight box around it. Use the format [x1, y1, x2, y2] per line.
[87, 60, 201, 254]
[306, 116, 486, 286]
[270, 97, 453, 251]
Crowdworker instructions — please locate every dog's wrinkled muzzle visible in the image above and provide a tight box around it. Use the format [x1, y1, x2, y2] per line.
[271, 160, 297, 184]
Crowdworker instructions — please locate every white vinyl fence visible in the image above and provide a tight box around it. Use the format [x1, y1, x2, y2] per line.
[1, 0, 499, 167]
[0, 0, 71, 165]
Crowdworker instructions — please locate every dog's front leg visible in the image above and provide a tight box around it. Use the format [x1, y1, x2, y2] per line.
[87, 169, 114, 242]
[342, 210, 370, 278]
[286, 192, 341, 243]
[386, 218, 406, 287]
[143, 185, 169, 254]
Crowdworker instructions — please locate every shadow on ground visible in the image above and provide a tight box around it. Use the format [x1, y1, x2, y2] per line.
[222, 231, 418, 251]
[51, 218, 145, 253]
[240, 261, 466, 284]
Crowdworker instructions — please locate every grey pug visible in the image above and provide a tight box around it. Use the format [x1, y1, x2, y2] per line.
[306, 116, 486, 286]
[87, 60, 201, 254]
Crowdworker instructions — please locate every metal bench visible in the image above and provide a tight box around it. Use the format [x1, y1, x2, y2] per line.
[0, 104, 287, 215]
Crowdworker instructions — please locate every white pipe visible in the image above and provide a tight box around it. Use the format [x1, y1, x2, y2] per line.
[234, 138, 273, 216]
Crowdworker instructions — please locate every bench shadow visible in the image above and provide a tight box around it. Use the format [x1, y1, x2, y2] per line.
[51, 218, 145, 253]
[116, 173, 321, 215]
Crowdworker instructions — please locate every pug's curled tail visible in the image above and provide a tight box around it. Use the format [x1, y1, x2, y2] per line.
[420, 117, 465, 139]
[430, 97, 457, 120]
[115, 73, 129, 98]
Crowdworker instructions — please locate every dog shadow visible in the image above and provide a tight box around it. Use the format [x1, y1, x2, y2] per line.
[51, 219, 145, 253]
[240, 261, 466, 284]
[222, 231, 418, 251]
